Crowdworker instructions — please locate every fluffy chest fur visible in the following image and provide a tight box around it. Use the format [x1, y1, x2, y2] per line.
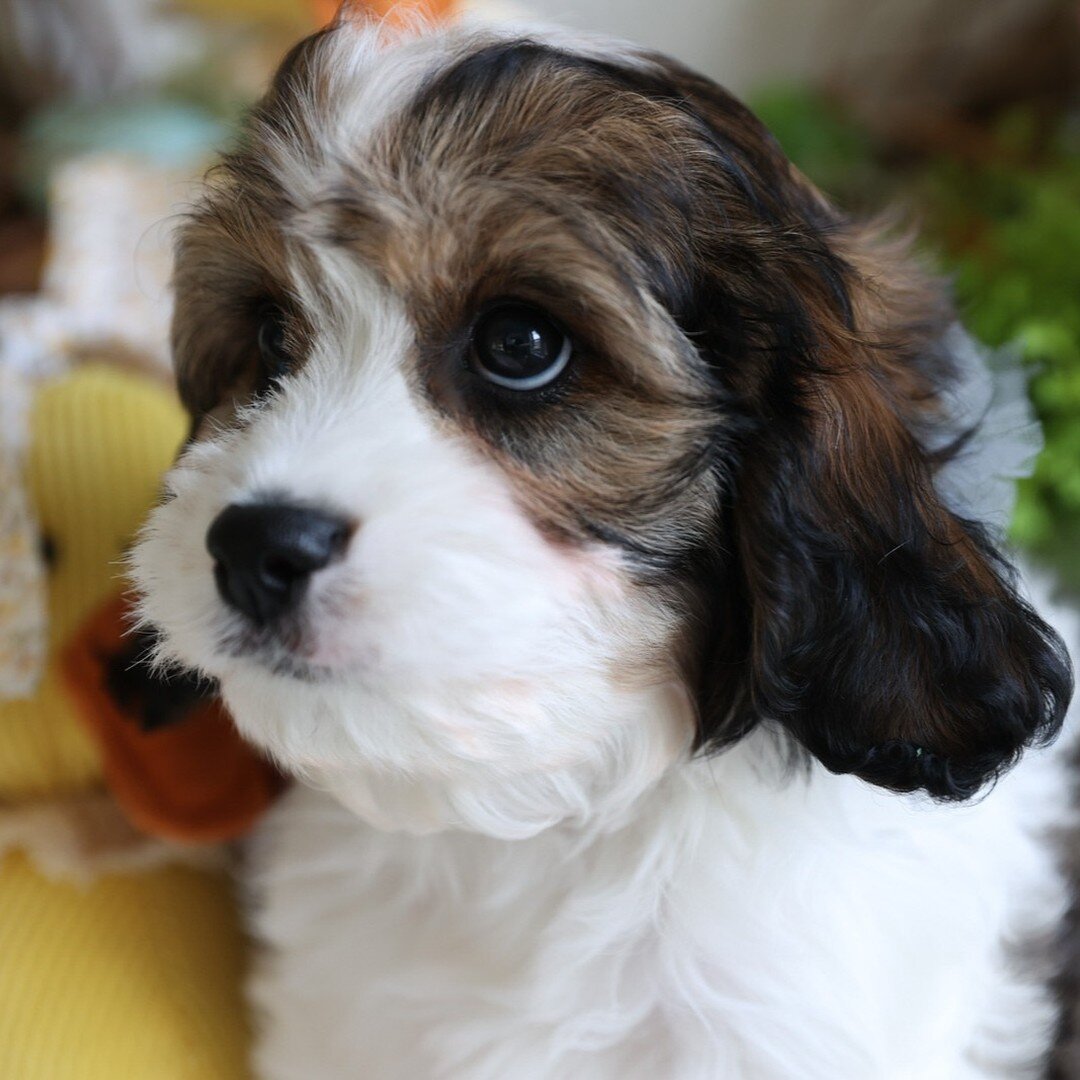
[248, 679, 1076, 1080]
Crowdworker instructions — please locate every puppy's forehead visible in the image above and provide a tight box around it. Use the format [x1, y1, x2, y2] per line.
[256, 28, 713, 304]
[272, 25, 664, 172]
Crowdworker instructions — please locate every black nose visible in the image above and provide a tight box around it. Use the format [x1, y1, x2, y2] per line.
[206, 502, 351, 625]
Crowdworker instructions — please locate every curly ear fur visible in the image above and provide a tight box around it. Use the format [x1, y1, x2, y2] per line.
[728, 349, 1072, 799]
[621, 54, 1075, 798]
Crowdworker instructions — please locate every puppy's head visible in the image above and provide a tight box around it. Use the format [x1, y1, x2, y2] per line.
[132, 21, 1072, 834]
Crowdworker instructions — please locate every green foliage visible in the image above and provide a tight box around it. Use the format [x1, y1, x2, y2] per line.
[750, 86, 879, 208]
[752, 88, 1080, 582]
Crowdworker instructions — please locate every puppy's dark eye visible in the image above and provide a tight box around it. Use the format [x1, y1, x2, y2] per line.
[471, 305, 571, 391]
[257, 309, 292, 383]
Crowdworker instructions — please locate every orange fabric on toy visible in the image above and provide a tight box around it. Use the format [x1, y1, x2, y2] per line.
[64, 592, 285, 844]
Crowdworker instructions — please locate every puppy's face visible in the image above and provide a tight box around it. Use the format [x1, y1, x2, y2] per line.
[133, 21, 1071, 834]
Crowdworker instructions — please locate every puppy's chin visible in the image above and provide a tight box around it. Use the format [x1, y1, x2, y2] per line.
[219, 663, 693, 837]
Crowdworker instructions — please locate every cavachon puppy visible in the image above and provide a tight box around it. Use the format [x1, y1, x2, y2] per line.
[132, 10, 1079, 1079]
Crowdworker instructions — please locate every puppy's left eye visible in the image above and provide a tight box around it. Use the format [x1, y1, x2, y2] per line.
[471, 305, 572, 391]
[257, 309, 292, 383]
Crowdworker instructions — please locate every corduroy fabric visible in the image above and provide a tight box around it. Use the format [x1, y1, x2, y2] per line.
[0, 851, 251, 1079]
[0, 365, 186, 798]
[0, 366, 253, 1077]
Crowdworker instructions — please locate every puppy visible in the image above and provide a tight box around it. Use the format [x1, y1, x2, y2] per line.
[132, 14, 1078, 1079]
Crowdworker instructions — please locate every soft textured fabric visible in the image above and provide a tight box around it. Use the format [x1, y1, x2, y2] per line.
[0, 365, 252, 1078]
[66, 590, 283, 843]
[0, 364, 184, 798]
[0, 851, 251, 1080]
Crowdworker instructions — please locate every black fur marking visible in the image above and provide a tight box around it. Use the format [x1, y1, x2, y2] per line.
[411, 40, 559, 115]
[694, 421, 1073, 800]
[853, 741, 989, 802]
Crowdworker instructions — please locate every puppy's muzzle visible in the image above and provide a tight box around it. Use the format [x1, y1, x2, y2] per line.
[206, 502, 351, 626]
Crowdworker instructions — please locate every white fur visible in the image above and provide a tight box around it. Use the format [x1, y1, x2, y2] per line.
[244, 667, 1077, 1079]
[131, 21, 1080, 1079]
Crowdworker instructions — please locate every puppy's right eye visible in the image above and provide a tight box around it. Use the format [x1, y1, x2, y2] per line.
[257, 310, 292, 384]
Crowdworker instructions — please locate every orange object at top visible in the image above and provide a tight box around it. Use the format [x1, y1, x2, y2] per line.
[312, 0, 459, 29]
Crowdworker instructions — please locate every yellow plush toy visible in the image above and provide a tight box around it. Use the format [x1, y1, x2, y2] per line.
[0, 365, 252, 1080]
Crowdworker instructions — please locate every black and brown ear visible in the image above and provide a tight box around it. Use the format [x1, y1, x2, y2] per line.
[721, 339, 1072, 800]
[627, 53, 1076, 798]
[688, 224, 1075, 798]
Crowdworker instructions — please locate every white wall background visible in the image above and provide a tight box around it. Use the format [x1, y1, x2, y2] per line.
[521, 0, 858, 93]
[519, 0, 1047, 99]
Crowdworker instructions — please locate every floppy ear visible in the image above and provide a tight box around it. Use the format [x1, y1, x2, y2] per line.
[724, 315, 1072, 799]
[625, 55, 1075, 798]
